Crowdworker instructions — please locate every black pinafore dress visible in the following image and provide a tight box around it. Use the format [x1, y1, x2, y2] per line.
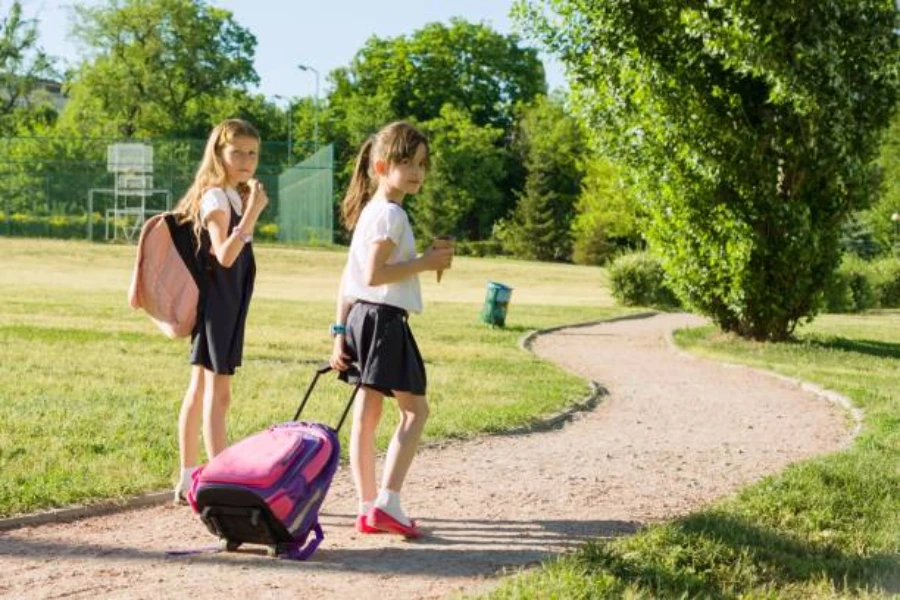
[190, 203, 256, 375]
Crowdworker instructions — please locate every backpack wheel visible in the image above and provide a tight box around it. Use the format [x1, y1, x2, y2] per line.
[222, 539, 242, 552]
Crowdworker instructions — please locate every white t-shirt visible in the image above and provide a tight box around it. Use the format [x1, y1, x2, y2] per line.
[341, 196, 423, 314]
[199, 187, 242, 226]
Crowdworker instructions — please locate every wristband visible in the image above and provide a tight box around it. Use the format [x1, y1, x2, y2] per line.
[232, 226, 252, 244]
[329, 323, 346, 337]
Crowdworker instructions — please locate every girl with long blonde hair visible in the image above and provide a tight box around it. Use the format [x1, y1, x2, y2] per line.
[173, 118, 269, 504]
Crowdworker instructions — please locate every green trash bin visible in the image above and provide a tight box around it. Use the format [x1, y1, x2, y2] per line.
[481, 281, 514, 327]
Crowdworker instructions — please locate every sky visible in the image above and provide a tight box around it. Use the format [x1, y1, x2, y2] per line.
[18, 0, 567, 107]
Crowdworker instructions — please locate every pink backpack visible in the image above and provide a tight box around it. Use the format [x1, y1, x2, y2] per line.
[186, 365, 361, 560]
[128, 213, 204, 338]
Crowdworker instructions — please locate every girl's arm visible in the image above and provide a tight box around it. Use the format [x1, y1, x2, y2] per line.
[364, 239, 452, 286]
[329, 268, 354, 371]
[206, 210, 249, 268]
[207, 182, 268, 268]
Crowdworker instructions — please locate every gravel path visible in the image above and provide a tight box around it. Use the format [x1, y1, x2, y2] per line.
[0, 313, 855, 599]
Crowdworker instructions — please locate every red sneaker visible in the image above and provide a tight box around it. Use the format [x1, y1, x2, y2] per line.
[367, 507, 422, 538]
[355, 514, 382, 534]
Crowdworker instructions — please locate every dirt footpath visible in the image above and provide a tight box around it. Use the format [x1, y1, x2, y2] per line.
[0, 313, 856, 599]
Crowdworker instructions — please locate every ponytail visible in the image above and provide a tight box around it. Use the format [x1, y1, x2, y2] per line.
[341, 121, 429, 231]
[341, 137, 374, 231]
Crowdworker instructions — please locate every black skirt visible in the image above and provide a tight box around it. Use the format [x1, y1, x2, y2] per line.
[340, 300, 427, 397]
[190, 206, 256, 376]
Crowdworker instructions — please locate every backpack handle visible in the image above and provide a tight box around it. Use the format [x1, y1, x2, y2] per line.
[293, 362, 361, 432]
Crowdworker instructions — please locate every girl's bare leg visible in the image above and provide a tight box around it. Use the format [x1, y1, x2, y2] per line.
[202, 370, 232, 459]
[178, 366, 205, 468]
[381, 392, 429, 492]
[350, 387, 384, 506]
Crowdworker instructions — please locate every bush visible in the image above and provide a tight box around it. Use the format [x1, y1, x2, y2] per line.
[454, 239, 505, 258]
[871, 257, 900, 308]
[608, 251, 680, 309]
[0, 212, 102, 240]
[845, 256, 876, 312]
[822, 271, 855, 313]
[256, 222, 279, 242]
[823, 256, 877, 313]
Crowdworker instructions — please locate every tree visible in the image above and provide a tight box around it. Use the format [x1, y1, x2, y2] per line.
[0, 1, 56, 134]
[325, 19, 547, 241]
[499, 94, 584, 261]
[517, 0, 900, 340]
[412, 104, 507, 242]
[863, 110, 900, 254]
[571, 156, 642, 265]
[332, 19, 545, 132]
[60, 0, 257, 138]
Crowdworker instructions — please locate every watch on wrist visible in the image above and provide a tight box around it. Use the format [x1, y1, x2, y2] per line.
[329, 323, 347, 337]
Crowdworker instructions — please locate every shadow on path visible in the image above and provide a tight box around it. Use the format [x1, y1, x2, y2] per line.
[0, 516, 639, 578]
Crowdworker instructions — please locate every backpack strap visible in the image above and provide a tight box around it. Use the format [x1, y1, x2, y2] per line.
[162, 213, 204, 291]
[279, 522, 324, 561]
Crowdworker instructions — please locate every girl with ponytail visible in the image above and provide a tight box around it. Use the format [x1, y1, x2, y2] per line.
[329, 121, 453, 538]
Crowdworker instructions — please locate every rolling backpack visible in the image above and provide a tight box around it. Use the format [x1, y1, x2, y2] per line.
[186, 364, 361, 560]
[127, 213, 204, 338]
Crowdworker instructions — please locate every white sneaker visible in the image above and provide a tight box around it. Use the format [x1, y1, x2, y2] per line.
[173, 483, 188, 506]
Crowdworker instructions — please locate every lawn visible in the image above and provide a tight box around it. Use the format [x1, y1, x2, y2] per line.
[3, 237, 896, 598]
[0, 237, 626, 517]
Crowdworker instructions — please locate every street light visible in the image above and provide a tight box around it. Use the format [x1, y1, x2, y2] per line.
[273, 94, 293, 162]
[298, 63, 320, 150]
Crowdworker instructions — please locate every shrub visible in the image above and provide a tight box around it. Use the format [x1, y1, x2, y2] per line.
[871, 257, 900, 308]
[608, 251, 680, 309]
[454, 239, 505, 258]
[823, 256, 877, 313]
[0, 212, 102, 240]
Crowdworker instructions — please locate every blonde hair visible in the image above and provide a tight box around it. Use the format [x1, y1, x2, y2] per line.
[341, 120, 429, 231]
[174, 118, 261, 242]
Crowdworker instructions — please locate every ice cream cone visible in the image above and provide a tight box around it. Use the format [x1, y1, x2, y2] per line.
[432, 235, 455, 283]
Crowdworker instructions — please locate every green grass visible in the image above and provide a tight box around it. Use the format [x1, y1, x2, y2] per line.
[487, 313, 900, 599]
[0, 237, 626, 517]
[5, 238, 897, 597]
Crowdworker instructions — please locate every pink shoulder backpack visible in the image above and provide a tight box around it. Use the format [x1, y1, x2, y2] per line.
[127, 213, 203, 338]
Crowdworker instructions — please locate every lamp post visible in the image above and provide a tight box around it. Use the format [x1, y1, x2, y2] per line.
[298, 63, 320, 150]
[896, 0, 900, 35]
[274, 94, 293, 162]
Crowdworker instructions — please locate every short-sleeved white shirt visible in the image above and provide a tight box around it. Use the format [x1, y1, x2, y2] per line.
[199, 187, 242, 226]
[341, 196, 423, 314]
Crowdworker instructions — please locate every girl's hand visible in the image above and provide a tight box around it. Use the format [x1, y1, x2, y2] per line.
[329, 336, 350, 371]
[246, 179, 269, 216]
[423, 246, 453, 271]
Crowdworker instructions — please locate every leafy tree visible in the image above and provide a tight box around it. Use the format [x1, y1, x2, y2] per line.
[0, 1, 56, 134]
[331, 19, 545, 132]
[60, 0, 257, 138]
[499, 94, 583, 261]
[517, 0, 900, 340]
[864, 110, 900, 255]
[412, 104, 506, 242]
[325, 19, 547, 241]
[207, 90, 286, 155]
[572, 156, 642, 265]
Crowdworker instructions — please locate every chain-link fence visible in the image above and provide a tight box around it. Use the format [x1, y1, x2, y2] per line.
[277, 144, 333, 244]
[0, 137, 333, 244]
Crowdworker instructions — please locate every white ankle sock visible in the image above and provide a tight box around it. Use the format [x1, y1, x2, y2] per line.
[179, 466, 198, 490]
[374, 488, 410, 526]
[359, 500, 374, 516]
